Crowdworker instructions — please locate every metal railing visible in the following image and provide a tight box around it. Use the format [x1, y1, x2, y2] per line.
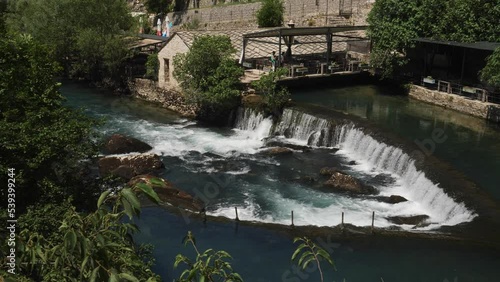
[420, 77, 500, 105]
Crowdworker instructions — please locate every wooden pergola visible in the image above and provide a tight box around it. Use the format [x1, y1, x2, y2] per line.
[239, 25, 369, 67]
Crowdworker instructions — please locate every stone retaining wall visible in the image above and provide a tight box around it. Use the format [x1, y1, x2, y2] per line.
[409, 85, 500, 123]
[128, 78, 197, 117]
[169, 0, 374, 30]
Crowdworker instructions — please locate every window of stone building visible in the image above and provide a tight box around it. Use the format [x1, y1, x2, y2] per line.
[164, 59, 170, 82]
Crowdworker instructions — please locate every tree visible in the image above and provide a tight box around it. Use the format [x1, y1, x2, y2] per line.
[291, 237, 336, 282]
[6, 0, 134, 85]
[173, 35, 244, 124]
[367, 0, 500, 78]
[256, 0, 284, 27]
[0, 35, 101, 211]
[251, 67, 290, 116]
[145, 53, 160, 80]
[174, 231, 244, 282]
[10, 182, 162, 281]
[481, 47, 500, 88]
[435, 0, 500, 43]
[145, 0, 175, 14]
[367, 0, 420, 78]
[0, 0, 6, 35]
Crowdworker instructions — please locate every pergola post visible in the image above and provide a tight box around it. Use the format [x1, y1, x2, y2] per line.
[239, 38, 247, 65]
[278, 30, 282, 67]
[326, 28, 332, 65]
[460, 47, 466, 83]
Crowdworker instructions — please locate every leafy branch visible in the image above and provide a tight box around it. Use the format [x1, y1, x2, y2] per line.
[291, 237, 336, 282]
[174, 231, 244, 282]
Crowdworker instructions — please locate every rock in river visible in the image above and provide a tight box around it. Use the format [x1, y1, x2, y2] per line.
[98, 154, 164, 180]
[260, 147, 293, 156]
[386, 215, 430, 225]
[128, 175, 204, 212]
[374, 195, 408, 204]
[319, 167, 338, 176]
[323, 171, 376, 194]
[104, 133, 152, 154]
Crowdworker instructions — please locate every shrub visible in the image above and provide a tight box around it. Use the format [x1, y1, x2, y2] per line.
[251, 67, 290, 116]
[145, 53, 159, 80]
[256, 0, 284, 27]
[173, 35, 244, 124]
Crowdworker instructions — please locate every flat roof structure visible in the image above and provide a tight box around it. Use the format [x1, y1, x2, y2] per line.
[239, 26, 370, 66]
[415, 38, 500, 51]
[243, 26, 369, 39]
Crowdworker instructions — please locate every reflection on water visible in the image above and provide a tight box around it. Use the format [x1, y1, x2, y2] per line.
[62, 82, 500, 282]
[292, 85, 500, 200]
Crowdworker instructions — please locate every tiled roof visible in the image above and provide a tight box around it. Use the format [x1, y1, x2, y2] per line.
[171, 29, 368, 59]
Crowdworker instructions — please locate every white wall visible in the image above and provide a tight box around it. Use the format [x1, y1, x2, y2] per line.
[158, 35, 190, 91]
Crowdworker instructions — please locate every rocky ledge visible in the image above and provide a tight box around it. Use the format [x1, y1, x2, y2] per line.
[103, 133, 152, 154]
[386, 215, 430, 226]
[129, 174, 204, 213]
[98, 154, 164, 180]
[259, 147, 294, 156]
[319, 167, 376, 195]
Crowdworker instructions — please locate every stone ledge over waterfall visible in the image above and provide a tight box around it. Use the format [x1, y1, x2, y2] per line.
[233, 105, 494, 231]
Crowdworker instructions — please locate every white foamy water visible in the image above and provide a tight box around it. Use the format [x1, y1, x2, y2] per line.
[99, 105, 475, 230]
[106, 109, 273, 158]
[335, 124, 476, 228]
[268, 108, 477, 229]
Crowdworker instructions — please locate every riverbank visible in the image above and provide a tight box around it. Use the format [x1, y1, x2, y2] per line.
[62, 82, 500, 281]
[409, 85, 500, 123]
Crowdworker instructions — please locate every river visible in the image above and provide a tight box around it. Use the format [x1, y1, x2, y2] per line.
[62, 82, 500, 281]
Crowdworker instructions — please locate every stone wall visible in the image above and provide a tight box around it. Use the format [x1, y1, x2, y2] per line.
[168, 0, 374, 30]
[487, 105, 500, 123]
[128, 78, 196, 117]
[409, 85, 500, 123]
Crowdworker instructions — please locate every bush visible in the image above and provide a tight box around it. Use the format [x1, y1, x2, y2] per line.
[173, 35, 244, 124]
[480, 47, 500, 88]
[145, 53, 159, 80]
[256, 0, 284, 27]
[252, 67, 290, 116]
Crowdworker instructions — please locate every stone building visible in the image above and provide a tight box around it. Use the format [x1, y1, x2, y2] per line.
[157, 28, 369, 91]
[158, 30, 258, 91]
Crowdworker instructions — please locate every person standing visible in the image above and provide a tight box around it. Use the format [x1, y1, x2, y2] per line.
[156, 18, 162, 36]
[270, 51, 276, 72]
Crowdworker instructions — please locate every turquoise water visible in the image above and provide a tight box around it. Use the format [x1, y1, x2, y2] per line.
[62, 82, 500, 281]
[292, 85, 500, 201]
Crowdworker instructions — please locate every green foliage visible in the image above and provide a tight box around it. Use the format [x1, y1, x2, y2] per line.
[481, 47, 500, 88]
[0, 35, 101, 211]
[14, 183, 162, 282]
[435, 0, 500, 43]
[174, 231, 244, 282]
[251, 67, 290, 116]
[291, 237, 335, 282]
[182, 17, 201, 30]
[7, 0, 134, 84]
[146, 53, 160, 80]
[145, 0, 175, 14]
[256, 0, 284, 27]
[367, 0, 500, 78]
[0, 0, 6, 35]
[367, 0, 420, 78]
[173, 35, 244, 124]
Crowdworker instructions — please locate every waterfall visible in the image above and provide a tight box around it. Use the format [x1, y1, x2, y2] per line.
[336, 124, 475, 225]
[274, 108, 336, 146]
[272, 108, 476, 226]
[233, 107, 273, 140]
